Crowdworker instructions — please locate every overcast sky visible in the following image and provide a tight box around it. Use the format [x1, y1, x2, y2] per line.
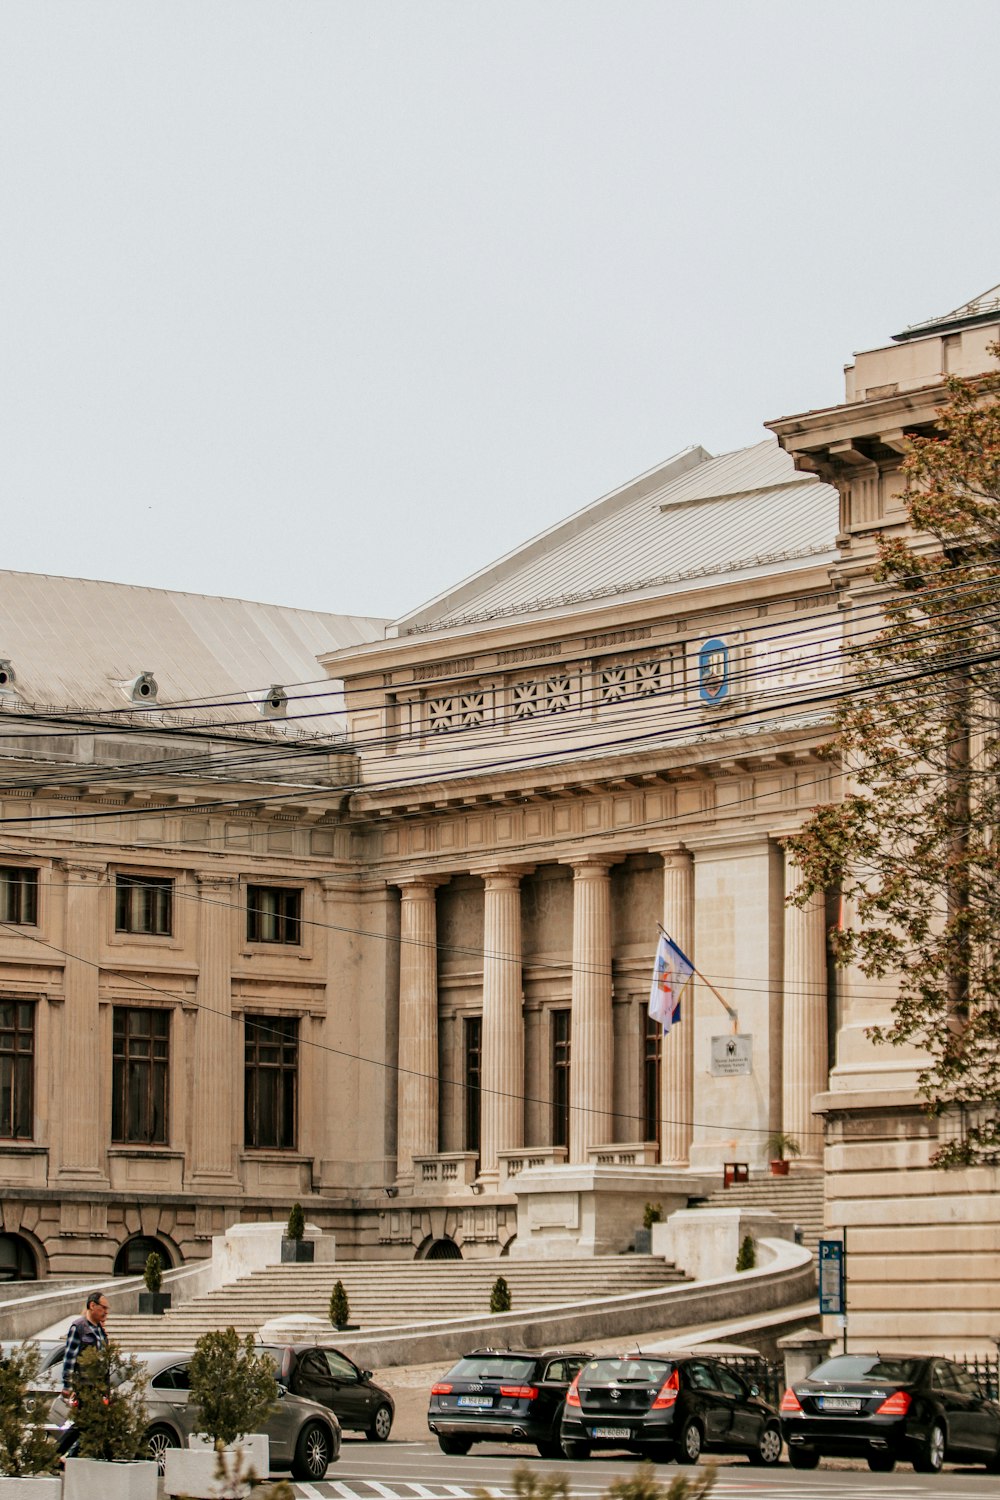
[4, 1, 999, 624]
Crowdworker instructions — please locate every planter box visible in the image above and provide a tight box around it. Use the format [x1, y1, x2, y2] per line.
[633, 1228, 652, 1254]
[165, 1436, 269, 1498]
[63, 1458, 158, 1500]
[769, 1159, 790, 1176]
[280, 1238, 314, 1263]
[137, 1291, 171, 1314]
[0, 1478, 62, 1500]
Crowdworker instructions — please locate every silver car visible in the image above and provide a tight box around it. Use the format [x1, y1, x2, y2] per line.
[51, 1349, 340, 1480]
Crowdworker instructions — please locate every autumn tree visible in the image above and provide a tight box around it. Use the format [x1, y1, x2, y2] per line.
[786, 354, 1000, 1165]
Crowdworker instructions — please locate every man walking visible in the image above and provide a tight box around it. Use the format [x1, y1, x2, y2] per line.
[59, 1291, 110, 1456]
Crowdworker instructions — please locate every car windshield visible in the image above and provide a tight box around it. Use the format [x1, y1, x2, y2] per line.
[810, 1356, 921, 1384]
[579, 1358, 672, 1386]
[446, 1356, 536, 1382]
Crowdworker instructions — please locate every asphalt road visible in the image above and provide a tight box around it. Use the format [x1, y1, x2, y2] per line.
[286, 1436, 1000, 1500]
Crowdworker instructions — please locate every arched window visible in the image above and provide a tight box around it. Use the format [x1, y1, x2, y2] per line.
[113, 1236, 173, 1277]
[0, 1233, 38, 1281]
[424, 1237, 461, 1261]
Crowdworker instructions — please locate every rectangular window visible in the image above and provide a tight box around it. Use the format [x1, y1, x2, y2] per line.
[0, 869, 38, 926]
[643, 1011, 662, 1146]
[0, 1001, 34, 1139]
[112, 1008, 169, 1144]
[464, 1015, 481, 1155]
[247, 886, 301, 945]
[245, 1015, 298, 1149]
[552, 1008, 571, 1149]
[115, 875, 172, 936]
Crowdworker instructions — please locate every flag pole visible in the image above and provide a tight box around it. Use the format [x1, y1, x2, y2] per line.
[657, 922, 739, 1032]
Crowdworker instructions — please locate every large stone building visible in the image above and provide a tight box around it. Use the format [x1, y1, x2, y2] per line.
[4, 288, 1000, 1351]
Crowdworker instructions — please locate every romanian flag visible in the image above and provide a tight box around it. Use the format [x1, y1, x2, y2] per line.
[648, 932, 694, 1036]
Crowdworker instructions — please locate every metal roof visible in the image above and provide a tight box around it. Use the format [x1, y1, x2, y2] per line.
[395, 440, 838, 634]
[893, 281, 1000, 342]
[0, 571, 387, 738]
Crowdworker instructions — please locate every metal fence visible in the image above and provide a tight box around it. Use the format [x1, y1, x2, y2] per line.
[716, 1353, 785, 1408]
[955, 1354, 1000, 1400]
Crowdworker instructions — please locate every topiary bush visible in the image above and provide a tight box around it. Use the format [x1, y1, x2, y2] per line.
[736, 1234, 757, 1272]
[71, 1340, 150, 1462]
[0, 1341, 58, 1475]
[642, 1202, 663, 1230]
[328, 1279, 350, 1329]
[188, 1328, 278, 1450]
[285, 1203, 305, 1241]
[489, 1275, 511, 1313]
[143, 1251, 163, 1294]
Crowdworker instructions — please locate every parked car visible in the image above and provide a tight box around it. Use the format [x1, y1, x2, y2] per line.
[428, 1346, 592, 1457]
[780, 1352, 1000, 1472]
[260, 1342, 394, 1441]
[560, 1352, 782, 1465]
[49, 1349, 341, 1480]
[2, 1339, 66, 1433]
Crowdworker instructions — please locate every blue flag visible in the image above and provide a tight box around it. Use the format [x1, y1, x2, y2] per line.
[648, 932, 694, 1036]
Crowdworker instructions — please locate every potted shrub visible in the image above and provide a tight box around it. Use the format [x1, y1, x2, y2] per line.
[0, 1342, 60, 1500]
[328, 1279, 357, 1331]
[736, 1233, 757, 1272]
[766, 1132, 801, 1176]
[137, 1252, 171, 1316]
[61, 1341, 157, 1500]
[280, 1203, 314, 1264]
[163, 1328, 277, 1499]
[489, 1276, 511, 1314]
[634, 1201, 662, 1254]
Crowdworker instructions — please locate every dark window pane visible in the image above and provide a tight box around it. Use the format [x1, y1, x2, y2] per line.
[643, 1010, 662, 1146]
[112, 1007, 169, 1144]
[247, 887, 301, 945]
[0, 1001, 34, 1139]
[464, 1015, 481, 1155]
[0, 870, 38, 926]
[552, 1009, 571, 1149]
[115, 877, 172, 936]
[244, 1015, 298, 1149]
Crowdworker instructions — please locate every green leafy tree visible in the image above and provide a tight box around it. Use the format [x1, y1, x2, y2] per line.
[71, 1341, 149, 1462]
[787, 352, 1000, 1166]
[642, 1202, 663, 1230]
[489, 1275, 511, 1313]
[735, 1234, 756, 1272]
[143, 1251, 163, 1294]
[188, 1328, 278, 1450]
[328, 1279, 350, 1328]
[285, 1203, 305, 1240]
[0, 1342, 58, 1475]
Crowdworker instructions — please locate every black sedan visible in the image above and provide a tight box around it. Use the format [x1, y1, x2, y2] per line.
[428, 1346, 591, 1457]
[560, 1352, 782, 1465]
[261, 1343, 394, 1441]
[780, 1352, 1000, 1472]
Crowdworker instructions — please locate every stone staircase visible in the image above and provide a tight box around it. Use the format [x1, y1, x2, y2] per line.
[700, 1169, 825, 1254]
[112, 1255, 688, 1352]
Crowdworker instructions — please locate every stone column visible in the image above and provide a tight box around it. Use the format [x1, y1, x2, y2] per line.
[189, 872, 239, 1184]
[58, 861, 109, 1182]
[396, 877, 441, 1185]
[479, 869, 528, 1186]
[659, 849, 695, 1167]
[569, 857, 615, 1163]
[782, 856, 828, 1166]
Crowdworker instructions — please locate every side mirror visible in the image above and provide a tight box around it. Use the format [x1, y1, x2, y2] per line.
[275, 1386, 287, 1399]
[749, 1384, 760, 1397]
[361, 1370, 373, 1382]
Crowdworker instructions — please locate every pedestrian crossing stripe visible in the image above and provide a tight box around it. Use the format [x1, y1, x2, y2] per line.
[291, 1485, 992, 1500]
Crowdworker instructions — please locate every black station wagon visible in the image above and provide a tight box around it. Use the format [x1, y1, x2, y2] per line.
[428, 1347, 591, 1457]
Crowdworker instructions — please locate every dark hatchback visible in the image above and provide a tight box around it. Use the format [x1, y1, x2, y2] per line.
[560, 1353, 782, 1465]
[780, 1353, 1000, 1472]
[261, 1344, 395, 1441]
[428, 1347, 591, 1457]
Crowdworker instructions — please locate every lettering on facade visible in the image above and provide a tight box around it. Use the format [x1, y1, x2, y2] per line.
[710, 1034, 753, 1076]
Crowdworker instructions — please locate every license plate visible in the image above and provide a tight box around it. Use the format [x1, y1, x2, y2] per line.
[592, 1426, 630, 1439]
[819, 1397, 862, 1412]
[457, 1396, 493, 1408]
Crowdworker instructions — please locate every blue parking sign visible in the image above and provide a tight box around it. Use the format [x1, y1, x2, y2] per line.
[818, 1239, 845, 1315]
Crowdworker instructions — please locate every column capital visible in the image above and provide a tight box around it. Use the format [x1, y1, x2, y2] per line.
[56, 860, 107, 883]
[194, 871, 238, 889]
[569, 854, 617, 877]
[396, 874, 447, 894]
[477, 865, 535, 887]
[655, 847, 693, 868]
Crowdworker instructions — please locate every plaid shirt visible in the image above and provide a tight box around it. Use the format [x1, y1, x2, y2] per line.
[61, 1314, 108, 1389]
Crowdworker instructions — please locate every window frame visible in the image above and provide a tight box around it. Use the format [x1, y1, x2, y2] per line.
[246, 885, 302, 946]
[551, 1008, 571, 1149]
[244, 1013, 299, 1150]
[114, 874, 173, 937]
[111, 1006, 170, 1145]
[0, 999, 35, 1140]
[0, 868, 38, 927]
[463, 1014, 481, 1155]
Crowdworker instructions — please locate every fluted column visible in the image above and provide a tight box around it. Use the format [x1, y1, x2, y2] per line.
[659, 849, 695, 1167]
[190, 872, 239, 1183]
[396, 877, 441, 1185]
[58, 861, 109, 1182]
[782, 856, 828, 1165]
[569, 857, 614, 1163]
[480, 869, 528, 1185]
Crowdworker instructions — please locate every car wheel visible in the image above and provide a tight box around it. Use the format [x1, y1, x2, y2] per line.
[986, 1439, 1000, 1473]
[536, 1438, 563, 1459]
[144, 1424, 180, 1477]
[291, 1421, 333, 1480]
[646, 1443, 676, 1465]
[748, 1424, 782, 1467]
[561, 1439, 591, 1460]
[437, 1434, 473, 1456]
[366, 1403, 393, 1442]
[789, 1446, 820, 1469]
[913, 1421, 945, 1474]
[868, 1452, 896, 1472]
[676, 1419, 702, 1465]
